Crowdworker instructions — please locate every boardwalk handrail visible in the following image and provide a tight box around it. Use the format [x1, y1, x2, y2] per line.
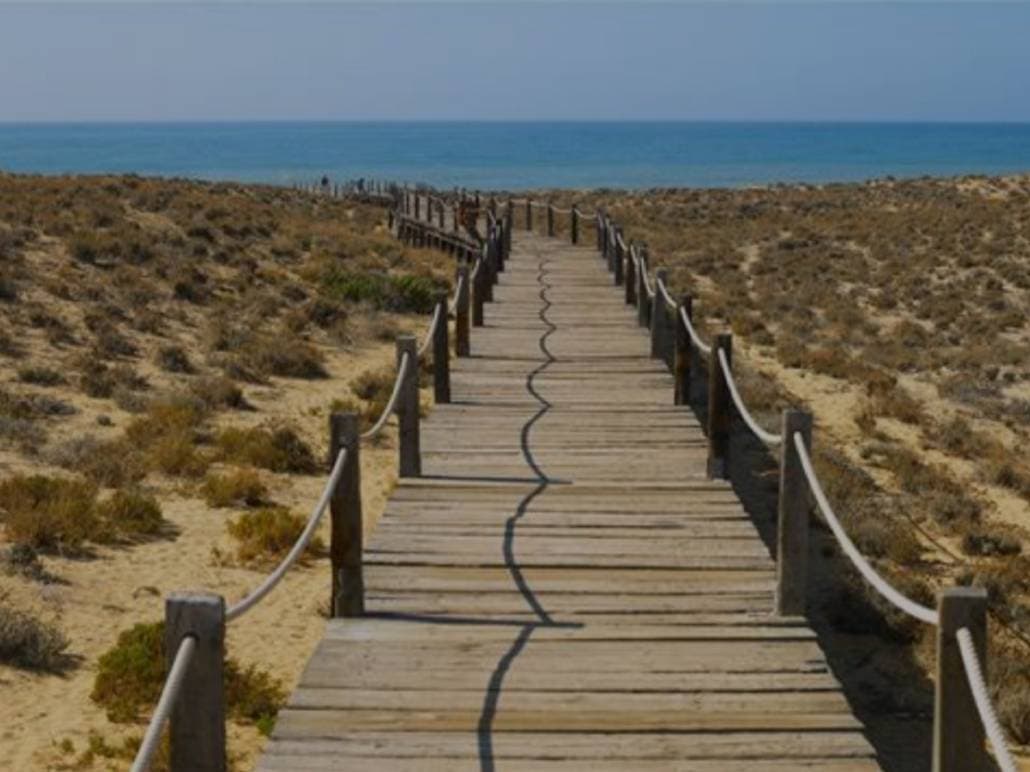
[129, 186, 504, 772]
[585, 203, 1016, 772]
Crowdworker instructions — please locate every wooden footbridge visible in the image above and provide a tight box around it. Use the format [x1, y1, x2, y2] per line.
[131, 185, 1014, 772]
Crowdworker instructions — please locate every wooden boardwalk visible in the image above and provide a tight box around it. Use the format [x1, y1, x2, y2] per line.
[258, 232, 880, 770]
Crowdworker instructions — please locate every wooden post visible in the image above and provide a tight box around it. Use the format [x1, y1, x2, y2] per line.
[707, 333, 733, 479]
[473, 249, 486, 327]
[495, 220, 506, 273]
[674, 295, 692, 405]
[613, 227, 624, 285]
[455, 260, 470, 357]
[625, 243, 637, 306]
[397, 336, 421, 478]
[414, 194, 421, 220]
[166, 593, 226, 772]
[547, 204, 555, 237]
[452, 204, 459, 233]
[650, 268, 668, 358]
[483, 230, 496, 302]
[504, 208, 513, 257]
[775, 410, 812, 616]
[934, 587, 990, 772]
[438, 202, 444, 229]
[571, 206, 579, 244]
[329, 413, 363, 617]
[600, 217, 609, 263]
[526, 199, 533, 231]
[432, 292, 450, 404]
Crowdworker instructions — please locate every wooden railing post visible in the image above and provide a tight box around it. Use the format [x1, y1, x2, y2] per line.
[473, 249, 486, 327]
[455, 259, 470, 357]
[397, 335, 421, 477]
[547, 204, 555, 237]
[775, 410, 812, 616]
[674, 295, 692, 405]
[438, 201, 444, 229]
[934, 587, 990, 772]
[650, 268, 668, 359]
[495, 219, 506, 273]
[571, 206, 579, 244]
[166, 593, 226, 772]
[451, 204, 459, 233]
[414, 194, 421, 220]
[432, 292, 450, 404]
[483, 230, 496, 302]
[706, 333, 733, 479]
[625, 242, 637, 306]
[613, 227, 624, 286]
[504, 208, 513, 258]
[329, 413, 363, 617]
[526, 198, 533, 231]
[600, 216, 609, 263]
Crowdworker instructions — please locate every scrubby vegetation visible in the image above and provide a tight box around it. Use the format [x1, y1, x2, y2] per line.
[227, 506, 323, 566]
[91, 621, 285, 732]
[0, 594, 70, 671]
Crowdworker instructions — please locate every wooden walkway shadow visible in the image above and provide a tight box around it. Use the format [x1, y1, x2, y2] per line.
[257, 232, 880, 771]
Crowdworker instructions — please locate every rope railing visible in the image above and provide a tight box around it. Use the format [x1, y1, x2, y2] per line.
[656, 275, 677, 311]
[957, 628, 1018, 772]
[717, 349, 782, 447]
[418, 303, 443, 357]
[793, 433, 938, 625]
[361, 352, 411, 440]
[225, 447, 349, 621]
[680, 306, 712, 355]
[129, 635, 196, 772]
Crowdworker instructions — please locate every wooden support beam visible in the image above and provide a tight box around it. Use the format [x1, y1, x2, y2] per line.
[329, 413, 363, 617]
[166, 593, 226, 772]
[396, 336, 421, 478]
[571, 206, 579, 244]
[707, 333, 733, 479]
[934, 587, 991, 772]
[674, 295, 692, 405]
[455, 260, 470, 357]
[432, 292, 450, 404]
[775, 410, 812, 617]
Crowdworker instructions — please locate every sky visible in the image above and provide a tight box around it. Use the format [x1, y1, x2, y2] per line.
[1, 2, 1029, 122]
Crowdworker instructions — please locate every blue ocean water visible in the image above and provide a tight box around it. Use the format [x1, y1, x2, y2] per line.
[2, 122, 1030, 191]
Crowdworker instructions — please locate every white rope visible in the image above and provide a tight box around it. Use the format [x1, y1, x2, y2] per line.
[616, 232, 628, 251]
[225, 447, 348, 622]
[656, 276, 677, 311]
[717, 349, 783, 446]
[551, 206, 572, 214]
[639, 260, 656, 299]
[360, 353, 411, 440]
[470, 256, 483, 283]
[418, 304, 442, 357]
[129, 635, 197, 772]
[956, 627, 1018, 772]
[680, 306, 713, 356]
[448, 275, 465, 314]
[794, 434, 939, 625]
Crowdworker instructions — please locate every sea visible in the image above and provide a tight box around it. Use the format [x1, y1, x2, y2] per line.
[2, 121, 1030, 191]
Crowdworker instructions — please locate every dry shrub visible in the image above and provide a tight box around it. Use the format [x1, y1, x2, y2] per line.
[227, 506, 323, 565]
[0, 597, 70, 671]
[189, 376, 249, 410]
[202, 467, 268, 508]
[866, 380, 925, 425]
[992, 645, 1030, 744]
[216, 425, 318, 474]
[125, 399, 208, 478]
[961, 528, 1022, 557]
[49, 436, 146, 488]
[155, 345, 194, 374]
[0, 474, 99, 551]
[96, 489, 163, 538]
[17, 366, 65, 387]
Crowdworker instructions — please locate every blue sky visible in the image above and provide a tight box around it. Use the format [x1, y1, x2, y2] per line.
[1, 2, 1029, 122]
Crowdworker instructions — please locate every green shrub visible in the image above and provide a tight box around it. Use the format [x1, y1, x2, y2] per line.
[227, 506, 323, 565]
[322, 268, 439, 313]
[216, 426, 318, 474]
[0, 598, 70, 671]
[202, 468, 268, 508]
[190, 376, 248, 410]
[125, 399, 208, 478]
[91, 620, 286, 727]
